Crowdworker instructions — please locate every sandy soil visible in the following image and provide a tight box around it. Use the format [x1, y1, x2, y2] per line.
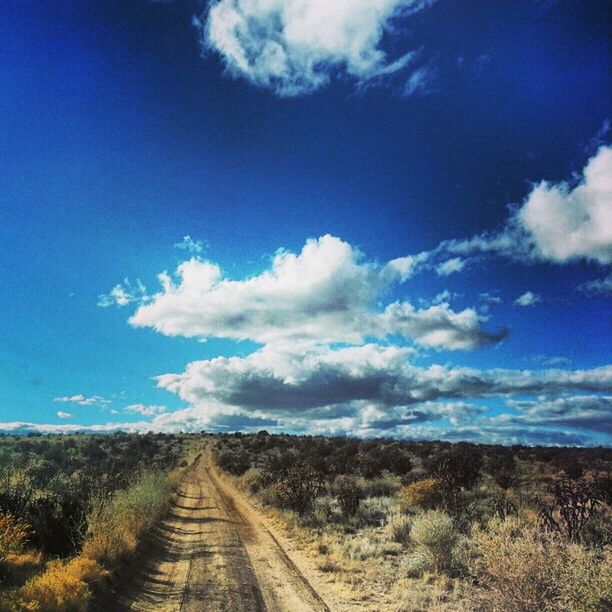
[102, 454, 336, 611]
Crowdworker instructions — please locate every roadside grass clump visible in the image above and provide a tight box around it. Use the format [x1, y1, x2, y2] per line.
[0, 512, 30, 560]
[18, 556, 106, 611]
[0, 513, 45, 589]
[409, 510, 458, 574]
[240, 468, 264, 494]
[83, 470, 174, 565]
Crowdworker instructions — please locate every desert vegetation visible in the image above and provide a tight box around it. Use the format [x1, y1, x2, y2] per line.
[215, 432, 612, 611]
[0, 432, 195, 610]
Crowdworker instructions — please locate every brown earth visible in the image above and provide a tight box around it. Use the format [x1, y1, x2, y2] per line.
[100, 453, 340, 612]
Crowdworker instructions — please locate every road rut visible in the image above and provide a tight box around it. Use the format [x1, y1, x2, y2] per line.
[103, 455, 331, 612]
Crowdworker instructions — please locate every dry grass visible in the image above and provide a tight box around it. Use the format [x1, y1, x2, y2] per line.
[83, 470, 175, 565]
[385, 510, 411, 545]
[1, 468, 186, 610]
[17, 557, 106, 611]
[469, 516, 612, 611]
[401, 478, 442, 512]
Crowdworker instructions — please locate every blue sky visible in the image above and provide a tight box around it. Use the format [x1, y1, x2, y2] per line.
[0, 0, 610, 445]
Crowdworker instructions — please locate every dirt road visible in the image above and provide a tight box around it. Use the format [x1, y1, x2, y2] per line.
[103, 454, 332, 611]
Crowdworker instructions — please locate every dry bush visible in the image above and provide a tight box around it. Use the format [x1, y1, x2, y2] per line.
[393, 573, 469, 612]
[401, 479, 442, 512]
[340, 532, 391, 561]
[385, 510, 412, 545]
[557, 544, 612, 611]
[1, 551, 44, 590]
[0, 512, 32, 587]
[0, 513, 30, 556]
[240, 468, 263, 494]
[425, 447, 482, 514]
[469, 516, 612, 611]
[354, 496, 392, 528]
[469, 516, 562, 611]
[410, 510, 457, 573]
[488, 492, 517, 520]
[19, 556, 105, 611]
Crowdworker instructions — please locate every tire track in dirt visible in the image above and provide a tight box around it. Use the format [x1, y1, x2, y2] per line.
[100, 454, 332, 612]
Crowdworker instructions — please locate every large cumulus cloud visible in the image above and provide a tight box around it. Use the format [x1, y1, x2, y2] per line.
[128, 235, 504, 350]
[202, 0, 431, 96]
[443, 145, 612, 266]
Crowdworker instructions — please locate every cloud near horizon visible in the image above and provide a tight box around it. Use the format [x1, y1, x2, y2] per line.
[202, 0, 433, 96]
[155, 345, 611, 416]
[53, 394, 111, 406]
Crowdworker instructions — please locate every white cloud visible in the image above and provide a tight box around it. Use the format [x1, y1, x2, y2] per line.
[378, 301, 506, 349]
[479, 292, 502, 306]
[56, 411, 72, 419]
[435, 257, 466, 276]
[537, 356, 572, 367]
[98, 278, 149, 308]
[403, 65, 437, 97]
[442, 146, 612, 266]
[514, 291, 541, 307]
[502, 395, 612, 434]
[0, 421, 147, 435]
[53, 394, 111, 406]
[203, 0, 432, 96]
[175, 235, 205, 254]
[154, 343, 612, 424]
[577, 273, 612, 297]
[124, 404, 167, 417]
[124, 235, 503, 350]
[514, 146, 612, 264]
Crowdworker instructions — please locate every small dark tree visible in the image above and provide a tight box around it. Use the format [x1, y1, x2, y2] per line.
[552, 453, 585, 480]
[488, 452, 518, 490]
[217, 450, 251, 476]
[537, 475, 606, 542]
[333, 475, 365, 517]
[425, 446, 482, 513]
[271, 466, 324, 514]
[359, 452, 385, 479]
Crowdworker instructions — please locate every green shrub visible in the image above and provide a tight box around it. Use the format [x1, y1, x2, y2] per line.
[410, 510, 457, 572]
